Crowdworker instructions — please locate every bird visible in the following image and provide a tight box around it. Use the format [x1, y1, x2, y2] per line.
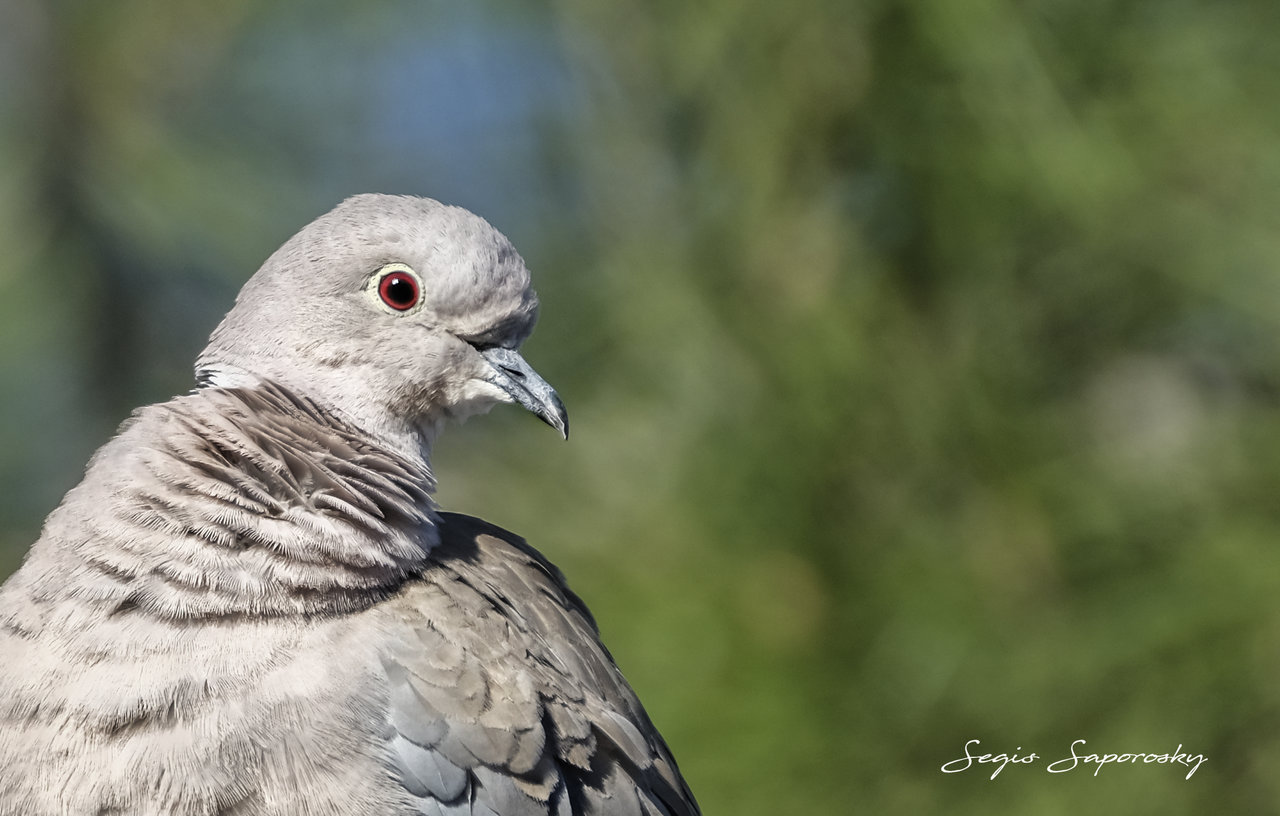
[0, 194, 699, 816]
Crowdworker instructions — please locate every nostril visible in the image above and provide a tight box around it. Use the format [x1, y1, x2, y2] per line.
[502, 366, 526, 380]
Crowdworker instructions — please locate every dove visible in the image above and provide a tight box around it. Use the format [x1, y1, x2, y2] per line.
[0, 194, 699, 816]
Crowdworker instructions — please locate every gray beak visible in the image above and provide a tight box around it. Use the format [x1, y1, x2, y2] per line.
[479, 347, 569, 439]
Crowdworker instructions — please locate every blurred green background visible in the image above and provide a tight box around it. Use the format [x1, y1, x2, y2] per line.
[2, 0, 1280, 812]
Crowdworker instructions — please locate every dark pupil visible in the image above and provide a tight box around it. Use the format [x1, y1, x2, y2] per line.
[383, 275, 415, 306]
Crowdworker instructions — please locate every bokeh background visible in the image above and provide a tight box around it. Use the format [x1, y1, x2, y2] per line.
[2, 1, 1280, 812]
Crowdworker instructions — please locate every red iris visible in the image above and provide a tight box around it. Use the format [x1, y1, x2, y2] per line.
[378, 271, 420, 311]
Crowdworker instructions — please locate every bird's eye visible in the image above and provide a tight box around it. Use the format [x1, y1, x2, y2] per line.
[376, 267, 421, 311]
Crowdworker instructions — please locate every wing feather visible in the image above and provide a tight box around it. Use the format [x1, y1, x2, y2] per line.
[378, 513, 699, 816]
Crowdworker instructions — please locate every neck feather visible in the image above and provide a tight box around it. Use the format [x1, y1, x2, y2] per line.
[20, 382, 439, 620]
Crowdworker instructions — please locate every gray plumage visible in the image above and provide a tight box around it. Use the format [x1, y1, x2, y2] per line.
[0, 195, 698, 816]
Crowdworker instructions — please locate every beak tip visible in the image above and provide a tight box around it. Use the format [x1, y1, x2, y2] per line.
[541, 409, 569, 440]
[546, 393, 568, 441]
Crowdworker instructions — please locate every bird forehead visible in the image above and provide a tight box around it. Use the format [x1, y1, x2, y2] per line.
[427, 241, 532, 317]
[341, 196, 533, 299]
[357, 198, 538, 333]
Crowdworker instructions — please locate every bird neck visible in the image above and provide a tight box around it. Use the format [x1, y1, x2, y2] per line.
[195, 359, 442, 467]
[18, 383, 441, 621]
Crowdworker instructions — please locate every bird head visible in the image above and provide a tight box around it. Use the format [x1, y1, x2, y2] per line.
[195, 194, 567, 458]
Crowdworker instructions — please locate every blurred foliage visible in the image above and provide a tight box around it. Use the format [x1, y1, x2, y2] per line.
[3, 0, 1280, 812]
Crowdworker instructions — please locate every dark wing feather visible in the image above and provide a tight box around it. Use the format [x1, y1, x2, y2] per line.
[378, 513, 699, 816]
